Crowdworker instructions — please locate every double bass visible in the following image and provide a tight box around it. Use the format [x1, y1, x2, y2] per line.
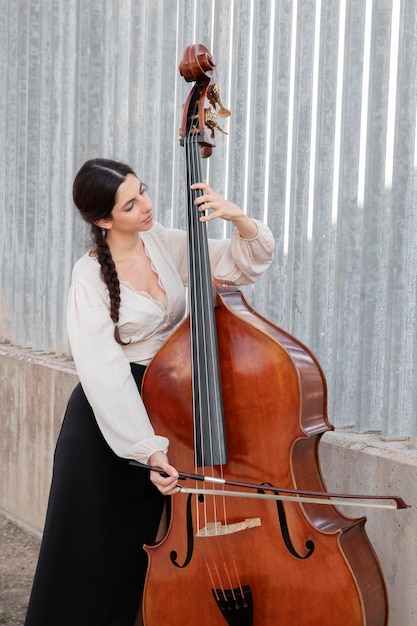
[139, 44, 405, 625]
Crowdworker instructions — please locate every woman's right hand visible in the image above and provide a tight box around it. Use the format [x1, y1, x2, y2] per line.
[148, 450, 180, 496]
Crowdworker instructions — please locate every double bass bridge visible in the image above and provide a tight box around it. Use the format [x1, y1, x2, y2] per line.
[196, 517, 261, 537]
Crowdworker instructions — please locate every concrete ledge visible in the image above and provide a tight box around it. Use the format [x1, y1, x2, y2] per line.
[0, 344, 77, 534]
[0, 345, 416, 624]
[320, 430, 417, 626]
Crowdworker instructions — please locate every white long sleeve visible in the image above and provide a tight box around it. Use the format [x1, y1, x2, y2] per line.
[67, 265, 171, 464]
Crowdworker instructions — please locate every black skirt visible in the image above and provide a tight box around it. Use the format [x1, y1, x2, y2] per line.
[24, 363, 165, 626]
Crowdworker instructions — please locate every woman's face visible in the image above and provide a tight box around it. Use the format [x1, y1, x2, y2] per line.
[103, 173, 154, 234]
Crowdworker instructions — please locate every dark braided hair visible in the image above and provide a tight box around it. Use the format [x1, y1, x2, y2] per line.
[73, 158, 137, 344]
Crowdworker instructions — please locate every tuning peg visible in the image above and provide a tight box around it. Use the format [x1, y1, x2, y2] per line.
[205, 108, 228, 135]
[209, 84, 231, 118]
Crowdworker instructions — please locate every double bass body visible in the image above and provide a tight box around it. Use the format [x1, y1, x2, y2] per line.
[141, 288, 388, 625]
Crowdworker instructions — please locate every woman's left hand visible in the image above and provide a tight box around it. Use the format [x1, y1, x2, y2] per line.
[191, 183, 258, 239]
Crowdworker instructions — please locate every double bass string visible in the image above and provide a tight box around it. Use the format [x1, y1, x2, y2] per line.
[185, 132, 224, 473]
[185, 132, 224, 581]
[185, 134, 213, 470]
[184, 132, 247, 604]
[185, 132, 223, 512]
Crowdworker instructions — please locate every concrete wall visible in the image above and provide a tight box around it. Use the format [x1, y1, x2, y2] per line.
[0, 344, 77, 532]
[0, 345, 415, 624]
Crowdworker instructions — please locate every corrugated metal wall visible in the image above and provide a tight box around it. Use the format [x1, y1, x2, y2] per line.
[1, 0, 416, 437]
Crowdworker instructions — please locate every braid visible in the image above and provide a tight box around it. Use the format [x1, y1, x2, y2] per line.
[92, 225, 128, 345]
[73, 158, 138, 345]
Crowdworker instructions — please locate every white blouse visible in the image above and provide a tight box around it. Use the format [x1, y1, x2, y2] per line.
[67, 220, 275, 464]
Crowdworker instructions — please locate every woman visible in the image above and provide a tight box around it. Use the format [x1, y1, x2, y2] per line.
[25, 158, 275, 626]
